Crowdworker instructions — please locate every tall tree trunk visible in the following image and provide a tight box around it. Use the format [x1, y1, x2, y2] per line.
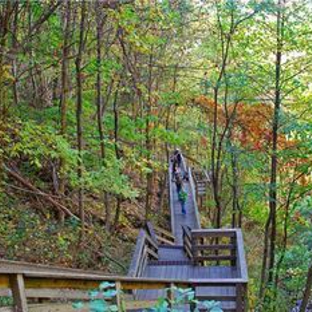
[259, 213, 271, 301]
[267, 0, 283, 286]
[112, 85, 121, 230]
[145, 53, 153, 222]
[58, 0, 71, 210]
[11, 1, 19, 107]
[0, 0, 12, 119]
[75, 0, 86, 239]
[95, 2, 111, 231]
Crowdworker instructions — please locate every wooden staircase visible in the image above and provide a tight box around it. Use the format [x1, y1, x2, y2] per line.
[128, 154, 248, 311]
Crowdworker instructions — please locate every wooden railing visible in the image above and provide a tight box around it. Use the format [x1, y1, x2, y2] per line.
[128, 229, 158, 278]
[188, 166, 201, 229]
[181, 228, 248, 311]
[146, 222, 175, 246]
[168, 161, 175, 235]
[0, 268, 248, 312]
[181, 228, 247, 269]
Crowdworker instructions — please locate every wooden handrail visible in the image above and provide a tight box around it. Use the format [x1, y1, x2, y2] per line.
[128, 229, 158, 278]
[146, 222, 175, 246]
[0, 272, 249, 289]
[0, 271, 248, 312]
[168, 163, 175, 236]
[146, 222, 158, 244]
[188, 167, 201, 229]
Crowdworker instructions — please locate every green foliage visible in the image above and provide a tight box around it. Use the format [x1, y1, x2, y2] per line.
[7, 119, 77, 171]
[73, 282, 120, 312]
[73, 284, 223, 312]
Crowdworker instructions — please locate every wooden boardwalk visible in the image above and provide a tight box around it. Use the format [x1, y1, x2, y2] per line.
[170, 164, 200, 244]
[128, 156, 248, 311]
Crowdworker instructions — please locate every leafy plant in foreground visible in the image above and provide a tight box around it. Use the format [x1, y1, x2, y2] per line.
[73, 282, 223, 312]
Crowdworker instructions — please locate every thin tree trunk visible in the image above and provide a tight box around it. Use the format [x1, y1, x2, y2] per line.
[11, 1, 19, 106]
[58, 0, 71, 209]
[113, 84, 121, 229]
[145, 53, 153, 222]
[259, 213, 272, 301]
[268, 0, 283, 285]
[95, 3, 111, 232]
[75, 0, 86, 239]
[0, 0, 12, 118]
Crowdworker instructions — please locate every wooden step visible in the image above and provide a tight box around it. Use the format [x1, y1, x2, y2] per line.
[148, 260, 192, 266]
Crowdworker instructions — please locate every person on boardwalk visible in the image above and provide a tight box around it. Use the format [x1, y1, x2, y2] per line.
[179, 187, 187, 215]
[173, 167, 183, 193]
[171, 149, 182, 176]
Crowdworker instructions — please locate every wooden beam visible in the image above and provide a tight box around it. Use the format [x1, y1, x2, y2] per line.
[10, 274, 28, 312]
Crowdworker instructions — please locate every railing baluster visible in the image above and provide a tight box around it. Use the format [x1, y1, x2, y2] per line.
[115, 281, 122, 310]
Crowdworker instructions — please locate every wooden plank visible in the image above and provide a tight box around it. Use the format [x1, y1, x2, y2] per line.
[25, 289, 89, 300]
[193, 244, 235, 251]
[0, 260, 109, 276]
[10, 274, 28, 312]
[145, 234, 159, 252]
[194, 255, 236, 262]
[157, 236, 175, 246]
[153, 225, 175, 241]
[146, 248, 158, 260]
[1, 273, 248, 289]
[184, 243, 192, 257]
[191, 229, 236, 238]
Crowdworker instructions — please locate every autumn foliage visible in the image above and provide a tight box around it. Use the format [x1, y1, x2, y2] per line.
[193, 95, 286, 151]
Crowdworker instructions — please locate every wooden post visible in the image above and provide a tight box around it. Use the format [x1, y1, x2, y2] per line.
[10, 274, 28, 312]
[231, 235, 236, 267]
[190, 286, 196, 312]
[243, 284, 248, 312]
[167, 283, 175, 309]
[200, 236, 204, 266]
[115, 281, 122, 311]
[236, 283, 243, 312]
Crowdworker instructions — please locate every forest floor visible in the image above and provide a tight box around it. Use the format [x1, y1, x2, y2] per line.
[0, 187, 169, 274]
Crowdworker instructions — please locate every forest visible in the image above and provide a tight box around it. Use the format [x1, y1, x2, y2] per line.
[1, 0, 312, 311]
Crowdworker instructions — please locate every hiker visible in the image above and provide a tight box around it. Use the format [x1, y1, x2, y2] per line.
[179, 187, 187, 215]
[173, 167, 183, 193]
[171, 149, 182, 175]
[173, 149, 182, 168]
